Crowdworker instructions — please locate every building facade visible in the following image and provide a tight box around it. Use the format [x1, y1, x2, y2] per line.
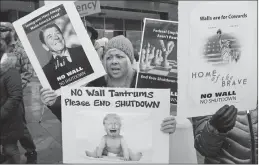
[1, 0, 177, 63]
[84, 0, 178, 50]
[0, 1, 40, 22]
[1, 0, 177, 43]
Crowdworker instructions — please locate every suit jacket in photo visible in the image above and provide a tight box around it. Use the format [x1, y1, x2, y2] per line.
[42, 46, 94, 90]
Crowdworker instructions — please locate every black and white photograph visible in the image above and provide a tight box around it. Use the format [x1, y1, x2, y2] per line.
[12, 2, 106, 94]
[1, 0, 257, 164]
[139, 19, 178, 77]
[61, 87, 170, 163]
[136, 18, 178, 111]
[77, 111, 151, 163]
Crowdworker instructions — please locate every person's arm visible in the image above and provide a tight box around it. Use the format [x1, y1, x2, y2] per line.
[1, 69, 23, 121]
[40, 88, 61, 121]
[120, 137, 129, 160]
[192, 116, 227, 157]
[47, 96, 62, 121]
[96, 136, 106, 158]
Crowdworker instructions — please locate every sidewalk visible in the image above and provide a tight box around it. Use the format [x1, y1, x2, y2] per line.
[20, 77, 62, 163]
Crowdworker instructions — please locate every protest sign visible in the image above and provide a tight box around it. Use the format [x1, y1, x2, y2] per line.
[75, 1, 101, 17]
[136, 18, 178, 112]
[13, 2, 106, 95]
[44, 0, 101, 17]
[61, 87, 170, 163]
[178, 1, 257, 117]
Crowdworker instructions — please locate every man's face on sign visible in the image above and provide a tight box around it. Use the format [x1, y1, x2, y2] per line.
[43, 27, 65, 52]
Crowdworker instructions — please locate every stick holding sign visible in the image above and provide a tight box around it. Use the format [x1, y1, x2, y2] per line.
[61, 87, 170, 163]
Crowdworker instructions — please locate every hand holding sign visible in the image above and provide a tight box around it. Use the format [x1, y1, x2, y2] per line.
[209, 105, 237, 133]
[40, 88, 58, 106]
[160, 116, 176, 134]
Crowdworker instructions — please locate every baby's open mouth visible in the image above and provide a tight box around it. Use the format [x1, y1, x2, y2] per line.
[110, 129, 117, 133]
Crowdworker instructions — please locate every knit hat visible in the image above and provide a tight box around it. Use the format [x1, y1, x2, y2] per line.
[104, 35, 134, 63]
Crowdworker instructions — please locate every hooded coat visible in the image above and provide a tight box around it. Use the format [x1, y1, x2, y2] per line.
[0, 53, 24, 144]
[192, 109, 258, 164]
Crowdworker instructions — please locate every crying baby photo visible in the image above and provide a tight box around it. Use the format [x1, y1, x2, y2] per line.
[69, 110, 153, 163]
[85, 113, 143, 161]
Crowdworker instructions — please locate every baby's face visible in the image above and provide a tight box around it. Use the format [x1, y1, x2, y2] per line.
[104, 117, 121, 137]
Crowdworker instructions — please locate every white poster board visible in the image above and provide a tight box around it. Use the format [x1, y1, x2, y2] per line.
[61, 87, 170, 163]
[178, 1, 257, 117]
[13, 2, 106, 95]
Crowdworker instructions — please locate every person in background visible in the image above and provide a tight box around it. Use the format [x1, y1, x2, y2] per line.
[0, 22, 37, 164]
[82, 19, 99, 45]
[0, 38, 24, 164]
[94, 37, 109, 59]
[192, 104, 258, 164]
[40, 32, 176, 135]
[0, 22, 33, 88]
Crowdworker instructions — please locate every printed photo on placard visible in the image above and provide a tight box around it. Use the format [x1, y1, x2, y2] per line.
[177, 1, 257, 117]
[13, 2, 106, 95]
[136, 18, 178, 114]
[77, 111, 151, 163]
[61, 87, 170, 163]
[203, 28, 241, 66]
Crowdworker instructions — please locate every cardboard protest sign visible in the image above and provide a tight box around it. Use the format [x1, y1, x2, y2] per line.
[44, 0, 101, 17]
[178, 1, 257, 117]
[13, 2, 106, 95]
[61, 87, 170, 163]
[75, 0, 101, 17]
[136, 18, 178, 112]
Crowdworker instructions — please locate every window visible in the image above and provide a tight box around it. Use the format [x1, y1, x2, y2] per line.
[0, 11, 10, 22]
[18, 11, 30, 18]
[125, 19, 141, 31]
[86, 16, 104, 29]
[104, 30, 125, 39]
[105, 18, 123, 30]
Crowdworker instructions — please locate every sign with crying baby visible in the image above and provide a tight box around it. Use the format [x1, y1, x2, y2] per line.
[61, 87, 170, 163]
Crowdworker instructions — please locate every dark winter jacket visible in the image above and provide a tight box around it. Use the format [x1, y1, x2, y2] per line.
[8, 40, 33, 89]
[192, 109, 258, 164]
[47, 71, 137, 121]
[0, 53, 24, 143]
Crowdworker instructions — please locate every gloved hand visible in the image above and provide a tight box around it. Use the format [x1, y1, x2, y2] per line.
[209, 105, 237, 133]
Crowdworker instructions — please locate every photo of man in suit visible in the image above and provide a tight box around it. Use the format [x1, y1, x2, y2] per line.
[39, 23, 94, 90]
